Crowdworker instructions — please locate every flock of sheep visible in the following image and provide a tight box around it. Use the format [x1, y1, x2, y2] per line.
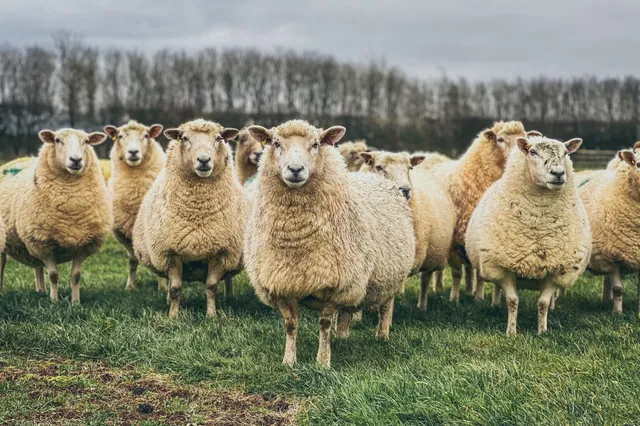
[0, 117, 637, 367]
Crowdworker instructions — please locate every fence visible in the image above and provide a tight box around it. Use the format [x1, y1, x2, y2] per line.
[571, 149, 618, 170]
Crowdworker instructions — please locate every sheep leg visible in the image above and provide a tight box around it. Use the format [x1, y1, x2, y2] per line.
[34, 267, 46, 293]
[602, 275, 613, 301]
[126, 257, 138, 291]
[317, 303, 335, 368]
[474, 270, 485, 301]
[206, 266, 223, 318]
[157, 277, 168, 292]
[0, 252, 6, 291]
[224, 276, 233, 299]
[492, 284, 503, 306]
[335, 310, 352, 339]
[549, 293, 556, 311]
[376, 298, 394, 340]
[277, 298, 298, 367]
[557, 288, 566, 297]
[449, 266, 462, 303]
[464, 264, 474, 293]
[433, 270, 445, 292]
[351, 310, 363, 323]
[70, 255, 86, 305]
[44, 259, 59, 303]
[537, 284, 556, 334]
[168, 259, 183, 319]
[418, 271, 432, 311]
[501, 274, 518, 336]
[611, 268, 623, 313]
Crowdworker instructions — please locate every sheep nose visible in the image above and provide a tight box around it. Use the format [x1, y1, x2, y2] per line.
[400, 187, 411, 200]
[197, 155, 211, 164]
[288, 165, 304, 175]
[254, 152, 262, 160]
[128, 149, 139, 156]
[550, 168, 565, 177]
[69, 156, 82, 164]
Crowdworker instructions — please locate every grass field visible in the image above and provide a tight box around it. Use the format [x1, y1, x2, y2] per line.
[1, 238, 640, 425]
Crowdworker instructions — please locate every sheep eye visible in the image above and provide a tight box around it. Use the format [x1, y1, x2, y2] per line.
[181, 136, 189, 143]
[409, 166, 414, 170]
[54, 138, 62, 144]
[376, 165, 383, 171]
[273, 141, 281, 149]
[530, 150, 538, 157]
[143, 134, 149, 139]
[118, 134, 124, 139]
[311, 142, 319, 149]
[498, 138, 505, 143]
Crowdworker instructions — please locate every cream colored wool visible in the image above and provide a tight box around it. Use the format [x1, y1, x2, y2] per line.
[105, 120, 165, 291]
[132, 119, 244, 318]
[338, 140, 369, 172]
[235, 129, 264, 185]
[244, 120, 414, 368]
[466, 136, 591, 335]
[0, 129, 112, 303]
[360, 151, 454, 311]
[430, 121, 527, 302]
[579, 150, 640, 313]
[412, 151, 451, 169]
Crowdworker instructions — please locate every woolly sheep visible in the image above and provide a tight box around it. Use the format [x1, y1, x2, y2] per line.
[0, 129, 112, 303]
[132, 119, 243, 318]
[606, 141, 640, 170]
[579, 150, 640, 314]
[466, 135, 591, 335]
[360, 150, 454, 311]
[244, 120, 414, 368]
[338, 140, 369, 172]
[235, 129, 264, 185]
[430, 121, 531, 302]
[104, 120, 166, 291]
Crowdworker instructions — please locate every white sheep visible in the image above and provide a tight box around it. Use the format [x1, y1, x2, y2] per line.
[579, 150, 640, 313]
[104, 120, 166, 291]
[244, 120, 414, 368]
[0, 129, 112, 303]
[466, 135, 591, 335]
[337, 140, 369, 172]
[360, 150, 454, 311]
[132, 119, 243, 318]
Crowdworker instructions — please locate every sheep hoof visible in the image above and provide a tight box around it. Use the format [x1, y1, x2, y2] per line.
[282, 357, 296, 367]
[506, 328, 517, 337]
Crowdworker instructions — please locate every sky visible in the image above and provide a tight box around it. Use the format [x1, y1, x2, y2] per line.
[1, 0, 638, 80]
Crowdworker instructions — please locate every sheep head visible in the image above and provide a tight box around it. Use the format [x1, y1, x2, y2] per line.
[483, 121, 526, 159]
[248, 120, 346, 189]
[338, 140, 369, 172]
[104, 120, 163, 167]
[517, 136, 582, 191]
[38, 129, 107, 175]
[164, 119, 238, 178]
[237, 129, 263, 165]
[360, 150, 419, 200]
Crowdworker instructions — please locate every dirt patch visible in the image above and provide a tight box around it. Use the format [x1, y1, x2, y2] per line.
[0, 357, 301, 425]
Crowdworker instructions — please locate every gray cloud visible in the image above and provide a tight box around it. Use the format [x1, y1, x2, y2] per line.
[1, 0, 638, 79]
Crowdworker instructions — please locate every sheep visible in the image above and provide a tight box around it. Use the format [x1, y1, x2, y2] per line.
[0, 128, 112, 303]
[244, 120, 414, 368]
[132, 119, 243, 318]
[579, 150, 640, 314]
[606, 141, 640, 170]
[235, 129, 264, 185]
[360, 150, 454, 311]
[429, 121, 531, 303]
[466, 135, 590, 335]
[104, 120, 166, 291]
[337, 139, 369, 172]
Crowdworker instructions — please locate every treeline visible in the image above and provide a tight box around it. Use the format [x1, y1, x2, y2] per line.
[1, 31, 639, 157]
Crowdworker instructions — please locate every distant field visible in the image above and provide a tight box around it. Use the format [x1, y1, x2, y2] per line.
[1, 238, 640, 424]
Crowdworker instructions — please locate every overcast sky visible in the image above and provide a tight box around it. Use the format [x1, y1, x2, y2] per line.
[2, 0, 638, 80]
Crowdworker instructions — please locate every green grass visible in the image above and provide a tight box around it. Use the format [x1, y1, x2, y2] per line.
[1, 238, 640, 425]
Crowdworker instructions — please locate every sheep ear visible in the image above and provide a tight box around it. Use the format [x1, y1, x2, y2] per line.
[360, 152, 374, 166]
[164, 128, 181, 141]
[619, 150, 636, 166]
[517, 137, 530, 154]
[633, 141, 640, 151]
[565, 138, 582, 154]
[86, 132, 107, 146]
[148, 124, 163, 139]
[410, 155, 425, 167]
[104, 125, 118, 140]
[38, 130, 55, 144]
[221, 128, 240, 142]
[527, 130, 542, 138]
[248, 125, 273, 145]
[319, 126, 346, 146]
[483, 129, 496, 142]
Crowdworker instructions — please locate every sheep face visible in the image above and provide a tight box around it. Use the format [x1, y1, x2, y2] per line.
[617, 150, 640, 174]
[517, 137, 582, 190]
[237, 130, 263, 165]
[338, 141, 369, 172]
[104, 123, 163, 167]
[248, 124, 346, 189]
[38, 129, 107, 175]
[164, 126, 239, 178]
[484, 121, 527, 161]
[360, 151, 420, 200]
